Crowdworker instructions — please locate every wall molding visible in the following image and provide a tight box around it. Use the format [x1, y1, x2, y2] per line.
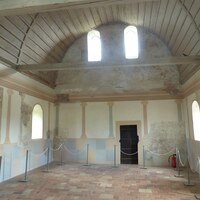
[1, 64, 200, 103]
[181, 69, 200, 98]
[65, 92, 182, 102]
[5, 89, 13, 144]
[0, 74, 56, 103]
[141, 101, 148, 136]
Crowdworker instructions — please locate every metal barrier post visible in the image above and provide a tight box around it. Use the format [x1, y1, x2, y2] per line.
[19, 150, 29, 182]
[60, 145, 63, 165]
[184, 158, 194, 186]
[87, 144, 89, 165]
[42, 147, 50, 172]
[47, 147, 50, 171]
[113, 145, 117, 168]
[175, 148, 183, 177]
[57, 144, 64, 165]
[84, 144, 90, 166]
[141, 145, 147, 169]
[195, 159, 200, 199]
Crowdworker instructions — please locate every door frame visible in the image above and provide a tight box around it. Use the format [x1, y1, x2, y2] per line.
[116, 121, 141, 165]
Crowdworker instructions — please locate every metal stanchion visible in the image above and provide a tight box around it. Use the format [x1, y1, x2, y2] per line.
[113, 145, 117, 168]
[184, 158, 194, 186]
[19, 150, 29, 182]
[47, 147, 50, 171]
[84, 144, 90, 166]
[141, 145, 147, 169]
[195, 159, 200, 199]
[174, 149, 183, 177]
[57, 145, 64, 165]
[60, 145, 63, 165]
[195, 194, 200, 199]
[42, 147, 50, 172]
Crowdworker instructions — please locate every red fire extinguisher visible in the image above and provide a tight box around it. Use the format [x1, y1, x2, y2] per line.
[168, 154, 176, 168]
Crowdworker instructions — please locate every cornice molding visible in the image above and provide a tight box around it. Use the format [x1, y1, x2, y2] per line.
[180, 69, 200, 98]
[62, 92, 182, 103]
[1, 64, 200, 103]
[0, 75, 56, 102]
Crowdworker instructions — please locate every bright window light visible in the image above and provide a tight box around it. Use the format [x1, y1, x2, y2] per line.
[32, 104, 43, 139]
[87, 30, 101, 62]
[124, 26, 138, 59]
[192, 101, 200, 141]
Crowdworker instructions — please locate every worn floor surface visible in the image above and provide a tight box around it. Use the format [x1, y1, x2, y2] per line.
[0, 163, 200, 200]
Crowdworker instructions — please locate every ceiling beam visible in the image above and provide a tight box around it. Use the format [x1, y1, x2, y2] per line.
[0, 0, 159, 16]
[17, 56, 200, 72]
[0, 56, 17, 70]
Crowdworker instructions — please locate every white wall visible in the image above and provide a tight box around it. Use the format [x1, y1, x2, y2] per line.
[86, 102, 109, 138]
[147, 100, 178, 129]
[0, 86, 56, 182]
[10, 90, 21, 143]
[113, 101, 143, 122]
[59, 103, 82, 138]
[57, 99, 180, 166]
[182, 91, 200, 171]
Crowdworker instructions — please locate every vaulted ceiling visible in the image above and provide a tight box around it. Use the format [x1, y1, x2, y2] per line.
[0, 0, 200, 90]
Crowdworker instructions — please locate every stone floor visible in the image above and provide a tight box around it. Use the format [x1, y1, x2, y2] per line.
[0, 163, 200, 200]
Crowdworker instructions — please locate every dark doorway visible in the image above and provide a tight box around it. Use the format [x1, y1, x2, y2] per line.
[120, 125, 139, 164]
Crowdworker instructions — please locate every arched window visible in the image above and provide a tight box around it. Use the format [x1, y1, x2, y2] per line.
[87, 30, 101, 62]
[32, 104, 43, 139]
[124, 26, 138, 59]
[192, 100, 200, 141]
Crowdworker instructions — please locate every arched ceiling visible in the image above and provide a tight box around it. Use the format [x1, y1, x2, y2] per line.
[0, 0, 200, 87]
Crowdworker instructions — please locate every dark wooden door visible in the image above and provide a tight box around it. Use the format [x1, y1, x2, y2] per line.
[120, 125, 139, 164]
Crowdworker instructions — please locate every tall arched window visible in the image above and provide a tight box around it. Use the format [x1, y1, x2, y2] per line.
[32, 104, 43, 139]
[192, 100, 200, 141]
[124, 26, 138, 59]
[87, 30, 101, 62]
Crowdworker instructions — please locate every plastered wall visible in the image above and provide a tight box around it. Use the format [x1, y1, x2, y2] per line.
[54, 23, 183, 166]
[56, 100, 181, 167]
[182, 90, 200, 171]
[0, 86, 56, 182]
[55, 24, 180, 97]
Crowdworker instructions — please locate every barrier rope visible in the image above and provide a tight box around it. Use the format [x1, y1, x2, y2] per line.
[177, 149, 187, 167]
[30, 148, 48, 157]
[63, 144, 87, 155]
[146, 147, 175, 156]
[50, 144, 63, 152]
[120, 150, 138, 156]
[16, 143, 30, 151]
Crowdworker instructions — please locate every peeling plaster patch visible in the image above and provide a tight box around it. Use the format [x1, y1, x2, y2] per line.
[55, 66, 179, 95]
[144, 121, 186, 158]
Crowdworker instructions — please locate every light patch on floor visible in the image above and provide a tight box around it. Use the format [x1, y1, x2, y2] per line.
[69, 178, 81, 182]
[45, 197, 55, 200]
[156, 170, 164, 174]
[23, 189, 33, 194]
[99, 194, 114, 199]
[100, 182, 113, 187]
[139, 188, 152, 193]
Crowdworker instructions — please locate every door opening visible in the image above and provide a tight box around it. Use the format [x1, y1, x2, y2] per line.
[120, 125, 139, 164]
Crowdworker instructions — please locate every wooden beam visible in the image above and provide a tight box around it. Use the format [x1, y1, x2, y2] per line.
[17, 56, 200, 72]
[0, 0, 159, 16]
[0, 56, 17, 70]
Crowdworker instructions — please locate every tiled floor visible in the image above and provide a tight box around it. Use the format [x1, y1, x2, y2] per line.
[0, 163, 200, 200]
